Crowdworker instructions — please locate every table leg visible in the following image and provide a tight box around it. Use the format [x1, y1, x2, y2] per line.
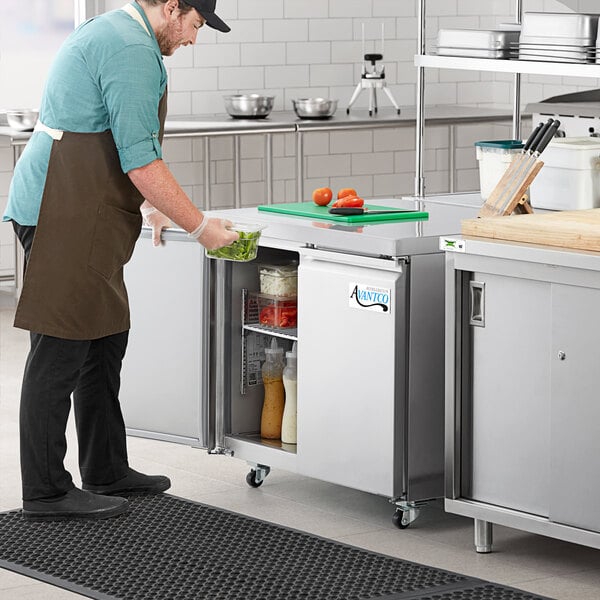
[296, 131, 304, 203]
[203, 137, 211, 210]
[265, 134, 273, 205]
[234, 135, 241, 209]
[12, 144, 25, 299]
[448, 124, 456, 194]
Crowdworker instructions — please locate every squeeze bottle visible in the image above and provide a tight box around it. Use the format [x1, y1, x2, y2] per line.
[281, 342, 297, 444]
[260, 338, 285, 439]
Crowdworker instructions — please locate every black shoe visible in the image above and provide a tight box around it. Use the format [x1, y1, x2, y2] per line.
[22, 488, 129, 521]
[82, 467, 171, 496]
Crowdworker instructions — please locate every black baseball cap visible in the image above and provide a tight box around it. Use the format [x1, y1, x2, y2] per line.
[185, 0, 230, 33]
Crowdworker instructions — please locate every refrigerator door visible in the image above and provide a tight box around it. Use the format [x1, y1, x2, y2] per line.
[297, 248, 408, 497]
[119, 229, 211, 448]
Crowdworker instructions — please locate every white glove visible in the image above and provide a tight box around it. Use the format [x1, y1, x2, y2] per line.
[188, 217, 239, 250]
[141, 206, 171, 247]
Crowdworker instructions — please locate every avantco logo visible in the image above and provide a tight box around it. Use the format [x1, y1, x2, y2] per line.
[348, 283, 391, 313]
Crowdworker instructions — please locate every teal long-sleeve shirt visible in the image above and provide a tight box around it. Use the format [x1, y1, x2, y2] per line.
[3, 2, 167, 226]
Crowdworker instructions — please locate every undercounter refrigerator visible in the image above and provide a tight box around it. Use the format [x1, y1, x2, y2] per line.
[120, 196, 476, 526]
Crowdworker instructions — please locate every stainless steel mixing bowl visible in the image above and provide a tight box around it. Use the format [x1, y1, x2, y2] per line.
[292, 98, 338, 119]
[6, 109, 39, 131]
[224, 94, 274, 119]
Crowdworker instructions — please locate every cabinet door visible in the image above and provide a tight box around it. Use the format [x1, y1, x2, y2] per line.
[550, 284, 600, 532]
[120, 234, 208, 446]
[467, 273, 551, 516]
[297, 250, 406, 497]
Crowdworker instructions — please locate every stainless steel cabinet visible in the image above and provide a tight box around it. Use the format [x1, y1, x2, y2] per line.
[446, 240, 600, 552]
[467, 273, 551, 516]
[550, 284, 600, 533]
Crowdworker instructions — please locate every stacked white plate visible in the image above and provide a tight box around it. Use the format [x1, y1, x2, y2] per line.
[517, 12, 599, 63]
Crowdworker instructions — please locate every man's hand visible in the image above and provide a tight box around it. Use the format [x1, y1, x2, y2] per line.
[189, 217, 239, 249]
[141, 206, 171, 247]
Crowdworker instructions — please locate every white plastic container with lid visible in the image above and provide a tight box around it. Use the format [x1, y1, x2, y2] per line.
[475, 140, 524, 201]
[259, 263, 298, 297]
[530, 137, 600, 211]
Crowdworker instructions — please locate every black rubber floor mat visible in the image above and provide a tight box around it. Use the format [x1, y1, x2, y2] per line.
[0, 494, 553, 600]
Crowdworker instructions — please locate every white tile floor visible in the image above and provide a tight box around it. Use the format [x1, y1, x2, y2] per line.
[1, 291, 600, 599]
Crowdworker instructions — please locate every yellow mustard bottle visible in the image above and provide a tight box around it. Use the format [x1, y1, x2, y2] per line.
[261, 339, 285, 440]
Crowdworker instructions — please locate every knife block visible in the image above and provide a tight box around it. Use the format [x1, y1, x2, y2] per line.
[478, 159, 544, 217]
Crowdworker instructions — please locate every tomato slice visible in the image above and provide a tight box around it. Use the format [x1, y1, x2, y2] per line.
[259, 304, 297, 328]
[336, 196, 364, 208]
[337, 187, 357, 199]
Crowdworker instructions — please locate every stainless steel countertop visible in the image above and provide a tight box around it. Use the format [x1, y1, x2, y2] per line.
[451, 234, 600, 272]
[0, 105, 515, 142]
[158, 194, 487, 257]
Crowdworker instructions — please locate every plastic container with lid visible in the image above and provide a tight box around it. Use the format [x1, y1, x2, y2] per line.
[261, 339, 285, 440]
[259, 263, 298, 297]
[205, 222, 265, 262]
[475, 140, 524, 201]
[530, 137, 600, 210]
[247, 292, 297, 329]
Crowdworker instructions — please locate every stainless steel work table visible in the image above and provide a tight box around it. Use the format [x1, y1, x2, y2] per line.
[169, 194, 482, 258]
[164, 106, 516, 205]
[1, 104, 515, 206]
[1, 105, 515, 294]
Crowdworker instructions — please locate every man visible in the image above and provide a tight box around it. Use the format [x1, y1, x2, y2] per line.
[2, 0, 237, 521]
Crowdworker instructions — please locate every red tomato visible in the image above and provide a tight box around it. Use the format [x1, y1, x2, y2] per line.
[312, 187, 333, 206]
[337, 187, 358, 199]
[334, 196, 364, 208]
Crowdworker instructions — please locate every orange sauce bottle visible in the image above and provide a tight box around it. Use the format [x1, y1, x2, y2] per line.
[261, 339, 285, 439]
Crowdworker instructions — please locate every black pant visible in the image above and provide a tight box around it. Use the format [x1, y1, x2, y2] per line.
[13, 222, 130, 500]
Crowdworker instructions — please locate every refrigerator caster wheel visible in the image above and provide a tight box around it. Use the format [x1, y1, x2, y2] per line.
[392, 510, 409, 529]
[246, 470, 264, 488]
[246, 465, 270, 487]
[392, 508, 419, 529]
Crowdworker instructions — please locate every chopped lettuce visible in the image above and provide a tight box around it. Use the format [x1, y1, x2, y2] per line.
[206, 229, 261, 262]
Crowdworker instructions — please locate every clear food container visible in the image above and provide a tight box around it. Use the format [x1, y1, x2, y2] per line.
[259, 264, 298, 297]
[205, 223, 265, 262]
[247, 291, 298, 329]
[475, 140, 524, 200]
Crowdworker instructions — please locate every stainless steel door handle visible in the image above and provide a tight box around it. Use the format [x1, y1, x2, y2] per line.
[469, 281, 485, 327]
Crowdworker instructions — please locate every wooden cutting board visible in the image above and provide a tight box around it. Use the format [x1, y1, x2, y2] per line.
[462, 208, 600, 252]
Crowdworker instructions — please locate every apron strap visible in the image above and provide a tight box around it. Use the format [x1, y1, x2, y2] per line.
[120, 3, 151, 36]
[34, 121, 64, 141]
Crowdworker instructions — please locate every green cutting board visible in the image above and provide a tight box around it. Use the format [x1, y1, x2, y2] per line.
[257, 202, 428, 223]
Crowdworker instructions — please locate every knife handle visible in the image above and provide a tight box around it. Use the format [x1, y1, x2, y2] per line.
[534, 120, 561, 156]
[528, 118, 554, 154]
[329, 207, 364, 215]
[523, 122, 544, 152]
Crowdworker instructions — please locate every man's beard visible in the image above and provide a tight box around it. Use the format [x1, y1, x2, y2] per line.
[156, 27, 178, 56]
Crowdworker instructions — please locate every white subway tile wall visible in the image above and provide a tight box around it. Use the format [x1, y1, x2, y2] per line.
[1, 0, 599, 277]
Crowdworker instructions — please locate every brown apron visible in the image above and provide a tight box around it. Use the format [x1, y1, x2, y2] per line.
[15, 92, 168, 340]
